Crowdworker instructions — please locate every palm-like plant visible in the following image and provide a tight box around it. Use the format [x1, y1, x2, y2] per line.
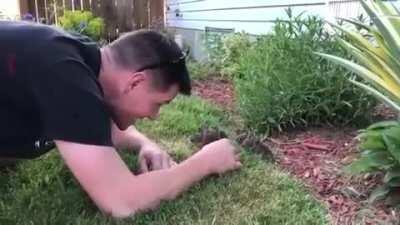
[317, 0, 400, 113]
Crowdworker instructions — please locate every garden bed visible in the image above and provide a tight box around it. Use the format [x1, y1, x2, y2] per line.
[193, 78, 400, 225]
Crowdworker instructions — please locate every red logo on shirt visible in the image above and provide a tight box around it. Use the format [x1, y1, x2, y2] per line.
[6, 53, 17, 76]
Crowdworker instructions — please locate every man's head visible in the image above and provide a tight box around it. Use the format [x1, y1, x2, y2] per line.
[99, 30, 191, 130]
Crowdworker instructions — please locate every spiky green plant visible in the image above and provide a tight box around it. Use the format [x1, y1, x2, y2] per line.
[317, 0, 400, 112]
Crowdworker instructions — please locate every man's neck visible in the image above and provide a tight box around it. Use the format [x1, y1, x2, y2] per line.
[98, 48, 115, 100]
[97, 48, 127, 130]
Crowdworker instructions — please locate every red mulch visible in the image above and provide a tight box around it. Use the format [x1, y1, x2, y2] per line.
[267, 128, 399, 225]
[193, 78, 400, 224]
[192, 79, 235, 108]
[373, 104, 398, 120]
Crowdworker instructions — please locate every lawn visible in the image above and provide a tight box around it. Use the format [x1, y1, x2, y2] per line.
[0, 96, 328, 225]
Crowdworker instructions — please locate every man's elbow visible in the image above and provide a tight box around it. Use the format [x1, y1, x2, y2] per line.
[86, 187, 135, 218]
[93, 198, 132, 218]
[92, 189, 161, 218]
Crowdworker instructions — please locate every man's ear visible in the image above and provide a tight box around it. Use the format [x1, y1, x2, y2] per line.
[124, 72, 146, 93]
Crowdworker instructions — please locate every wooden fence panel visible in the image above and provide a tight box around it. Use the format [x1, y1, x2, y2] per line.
[98, 0, 118, 39]
[134, 0, 149, 29]
[27, 0, 165, 40]
[150, 0, 164, 29]
[64, 0, 72, 10]
[115, 0, 136, 32]
[36, 0, 46, 22]
[82, 0, 92, 11]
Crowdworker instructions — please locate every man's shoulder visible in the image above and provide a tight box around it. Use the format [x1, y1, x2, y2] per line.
[1, 21, 100, 70]
[43, 33, 101, 78]
[0, 21, 68, 44]
[41, 59, 104, 99]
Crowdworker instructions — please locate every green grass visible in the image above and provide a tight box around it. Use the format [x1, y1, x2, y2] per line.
[0, 96, 328, 225]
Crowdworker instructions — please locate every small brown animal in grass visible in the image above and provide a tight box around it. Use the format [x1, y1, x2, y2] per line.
[190, 127, 274, 161]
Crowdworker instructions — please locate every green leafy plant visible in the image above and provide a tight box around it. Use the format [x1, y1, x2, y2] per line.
[204, 30, 227, 66]
[235, 11, 376, 134]
[347, 121, 400, 204]
[220, 32, 253, 79]
[58, 10, 105, 41]
[203, 31, 253, 80]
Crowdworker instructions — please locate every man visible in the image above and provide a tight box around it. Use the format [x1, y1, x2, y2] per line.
[0, 21, 242, 217]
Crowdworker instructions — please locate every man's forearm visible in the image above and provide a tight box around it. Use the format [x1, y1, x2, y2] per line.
[117, 155, 211, 216]
[56, 139, 218, 219]
[112, 123, 152, 151]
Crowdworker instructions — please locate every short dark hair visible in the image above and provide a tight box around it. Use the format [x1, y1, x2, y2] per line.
[108, 30, 191, 95]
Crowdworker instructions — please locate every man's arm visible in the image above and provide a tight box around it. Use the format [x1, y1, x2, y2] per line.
[111, 123, 146, 151]
[111, 122, 175, 172]
[55, 139, 240, 218]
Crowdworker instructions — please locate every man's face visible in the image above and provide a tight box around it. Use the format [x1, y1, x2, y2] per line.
[110, 71, 179, 130]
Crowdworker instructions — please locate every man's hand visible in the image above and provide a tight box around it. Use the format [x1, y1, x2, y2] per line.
[111, 123, 176, 172]
[191, 138, 242, 175]
[138, 142, 177, 173]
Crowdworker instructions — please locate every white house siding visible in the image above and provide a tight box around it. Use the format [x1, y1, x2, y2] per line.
[0, 0, 21, 20]
[166, 0, 332, 35]
[166, 0, 398, 60]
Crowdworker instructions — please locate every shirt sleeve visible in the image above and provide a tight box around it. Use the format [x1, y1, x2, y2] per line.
[30, 59, 113, 146]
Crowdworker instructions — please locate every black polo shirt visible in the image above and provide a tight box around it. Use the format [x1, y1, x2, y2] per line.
[0, 21, 112, 158]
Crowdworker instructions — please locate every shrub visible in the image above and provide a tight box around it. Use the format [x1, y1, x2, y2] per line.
[347, 121, 400, 205]
[220, 32, 253, 79]
[58, 10, 105, 41]
[203, 31, 253, 80]
[204, 30, 227, 69]
[235, 12, 376, 134]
